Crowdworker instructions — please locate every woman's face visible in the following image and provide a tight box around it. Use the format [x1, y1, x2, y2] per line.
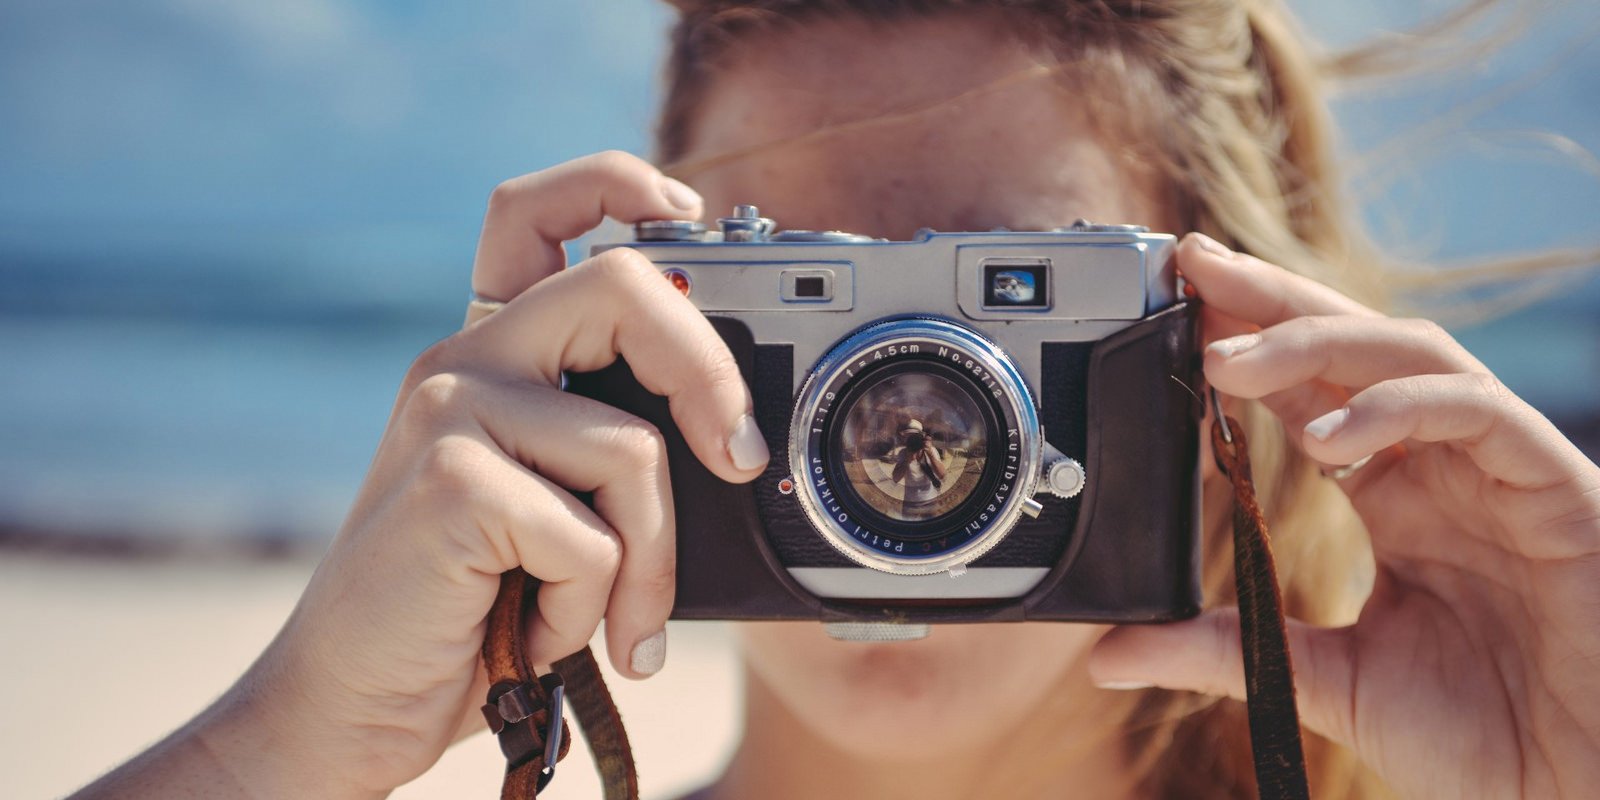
[678, 13, 1174, 756]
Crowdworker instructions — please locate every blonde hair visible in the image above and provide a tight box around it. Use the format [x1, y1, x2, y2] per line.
[649, 1, 1583, 796]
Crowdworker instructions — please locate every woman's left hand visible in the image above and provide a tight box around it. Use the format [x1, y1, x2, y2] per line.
[1089, 233, 1600, 798]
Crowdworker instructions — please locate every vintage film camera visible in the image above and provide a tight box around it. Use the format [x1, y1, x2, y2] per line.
[570, 206, 1202, 627]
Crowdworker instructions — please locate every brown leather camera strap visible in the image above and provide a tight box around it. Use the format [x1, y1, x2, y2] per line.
[1212, 412, 1312, 800]
[480, 414, 1308, 800]
[481, 570, 638, 800]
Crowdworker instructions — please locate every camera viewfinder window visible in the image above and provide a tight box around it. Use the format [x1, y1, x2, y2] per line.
[981, 262, 1049, 309]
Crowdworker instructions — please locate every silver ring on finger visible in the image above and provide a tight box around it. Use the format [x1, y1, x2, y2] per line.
[468, 291, 509, 315]
[465, 291, 510, 327]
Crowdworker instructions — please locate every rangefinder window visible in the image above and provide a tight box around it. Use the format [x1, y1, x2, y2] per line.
[981, 259, 1050, 309]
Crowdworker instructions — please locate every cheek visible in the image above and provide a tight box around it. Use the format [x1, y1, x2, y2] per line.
[738, 620, 1105, 757]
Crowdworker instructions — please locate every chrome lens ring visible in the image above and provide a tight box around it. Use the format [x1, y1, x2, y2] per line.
[788, 318, 1043, 575]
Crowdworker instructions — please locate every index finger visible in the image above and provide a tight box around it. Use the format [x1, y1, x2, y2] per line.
[461, 247, 768, 484]
[1177, 233, 1380, 327]
[471, 150, 704, 307]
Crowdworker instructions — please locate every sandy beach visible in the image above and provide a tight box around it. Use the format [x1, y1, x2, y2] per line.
[0, 551, 742, 799]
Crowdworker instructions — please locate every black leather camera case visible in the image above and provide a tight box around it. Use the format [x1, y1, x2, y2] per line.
[564, 301, 1202, 624]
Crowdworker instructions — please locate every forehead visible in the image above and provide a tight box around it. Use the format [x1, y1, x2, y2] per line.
[676, 13, 1170, 239]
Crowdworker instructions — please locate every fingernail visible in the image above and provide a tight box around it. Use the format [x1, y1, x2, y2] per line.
[659, 177, 702, 211]
[630, 629, 667, 676]
[1095, 680, 1154, 691]
[1304, 408, 1349, 442]
[728, 414, 769, 471]
[1206, 333, 1261, 359]
[1193, 232, 1234, 258]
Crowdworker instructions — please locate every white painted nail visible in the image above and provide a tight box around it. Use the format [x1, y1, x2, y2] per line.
[630, 629, 667, 676]
[728, 414, 769, 471]
[1096, 681, 1154, 691]
[659, 177, 702, 210]
[1206, 333, 1261, 359]
[1304, 408, 1350, 442]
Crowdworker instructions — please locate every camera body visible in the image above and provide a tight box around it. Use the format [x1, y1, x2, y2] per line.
[570, 207, 1203, 625]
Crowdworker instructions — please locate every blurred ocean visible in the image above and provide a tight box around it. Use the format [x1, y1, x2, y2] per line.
[1, 1, 1598, 549]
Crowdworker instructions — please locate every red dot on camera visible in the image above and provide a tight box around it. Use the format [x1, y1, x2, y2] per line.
[664, 270, 691, 296]
[777, 478, 794, 495]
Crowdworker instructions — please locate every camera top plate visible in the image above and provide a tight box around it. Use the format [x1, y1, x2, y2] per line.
[593, 206, 1179, 401]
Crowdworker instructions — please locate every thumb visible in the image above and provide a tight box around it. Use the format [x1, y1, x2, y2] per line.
[1088, 608, 1358, 747]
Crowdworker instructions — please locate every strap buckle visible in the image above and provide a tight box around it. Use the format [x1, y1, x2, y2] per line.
[536, 675, 565, 791]
[482, 673, 567, 793]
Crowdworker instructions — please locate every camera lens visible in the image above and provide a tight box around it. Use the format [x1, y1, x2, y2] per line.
[789, 318, 1043, 575]
[830, 365, 997, 527]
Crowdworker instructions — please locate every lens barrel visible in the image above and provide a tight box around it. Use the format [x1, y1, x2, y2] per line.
[789, 318, 1043, 575]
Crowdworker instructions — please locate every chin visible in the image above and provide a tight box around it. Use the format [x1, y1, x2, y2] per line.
[737, 619, 1106, 759]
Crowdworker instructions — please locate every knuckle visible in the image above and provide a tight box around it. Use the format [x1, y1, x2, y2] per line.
[607, 417, 669, 473]
[1401, 317, 1485, 372]
[588, 250, 668, 310]
[586, 149, 647, 179]
[1406, 316, 1447, 337]
[695, 338, 744, 390]
[405, 371, 470, 426]
[486, 176, 526, 216]
[634, 562, 678, 602]
[1402, 317, 1452, 346]
[1295, 314, 1336, 333]
[1285, 315, 1336, 346]
[581, 530, 625, 580]
[417, 433, 491, 500]
[1469, 371, 1515, 404]
[592, 246, 659, 287]
[402, 338, 456, 392]
[531, 610, 594, 663]
[1377, 377, 1427, 413]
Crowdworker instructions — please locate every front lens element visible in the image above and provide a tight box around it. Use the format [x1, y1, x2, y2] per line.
[833, 367, 992, 524]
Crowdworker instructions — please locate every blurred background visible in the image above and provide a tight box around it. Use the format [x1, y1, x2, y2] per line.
[1, 1, 1597, 798]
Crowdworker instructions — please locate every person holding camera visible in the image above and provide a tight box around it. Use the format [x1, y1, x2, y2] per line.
[890, 419, 947, 515]
[71, 1, 1599, 798]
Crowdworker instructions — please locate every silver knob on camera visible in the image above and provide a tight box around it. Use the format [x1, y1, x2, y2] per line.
[1031, 442, 1086, 501]
[1044, 456, 1087, 500]
[719, 204, 776, 242]
[634, 219, 709, 242]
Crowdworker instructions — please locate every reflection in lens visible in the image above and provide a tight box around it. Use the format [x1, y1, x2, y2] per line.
[835, 370, 989, 524]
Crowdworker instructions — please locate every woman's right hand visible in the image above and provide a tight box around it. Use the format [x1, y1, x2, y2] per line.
[220, 151, 771, 795]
